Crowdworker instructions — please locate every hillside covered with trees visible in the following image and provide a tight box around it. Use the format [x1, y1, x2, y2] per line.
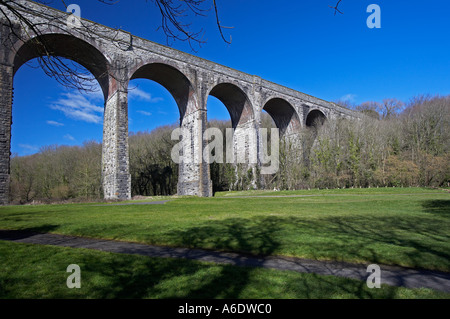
[9, 95, 449, 204]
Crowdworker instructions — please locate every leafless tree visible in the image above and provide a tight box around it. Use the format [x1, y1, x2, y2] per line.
[356, 101, 381, 119]
[378, 98, 405, 119]
[329, 0, 343, 15]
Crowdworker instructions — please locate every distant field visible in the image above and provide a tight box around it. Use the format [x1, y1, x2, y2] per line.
[214, 186, 449, 197]
[0, 187, 449, 272]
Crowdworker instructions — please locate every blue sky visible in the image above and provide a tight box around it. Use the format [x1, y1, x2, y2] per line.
[11, 0, 450, 155]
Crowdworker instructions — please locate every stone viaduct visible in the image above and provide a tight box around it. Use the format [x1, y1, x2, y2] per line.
[0, 0, 358, 204]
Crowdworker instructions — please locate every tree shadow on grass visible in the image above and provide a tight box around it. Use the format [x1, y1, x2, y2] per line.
[95, 259, 402, 299]
[167, 216, 282, 256]
[164, 213, 450, 272]
[44, 247, 413, 299]
[0, 224, 59, 240]
[2, 218, 448, 298]
[287, 214, 450, 271]
[56, 247, 445, 299]
[421, 200, 450, 217]
[40, 249, 260, 299]
[3, 205, 448, 298]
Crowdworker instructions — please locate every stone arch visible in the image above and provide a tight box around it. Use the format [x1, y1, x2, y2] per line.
[207, 82, 254, 128]
[12, 33, 110, 100]
[0, 32, 112, 204]
[130, 62, 209, 197]
[306, 109, 326, 128]
[206, 82, 257, 190]
[262, 98, 301, 136]
[130, 63, 194, 123]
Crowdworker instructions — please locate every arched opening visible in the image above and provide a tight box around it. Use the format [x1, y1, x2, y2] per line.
[209, 83, 254, 129]
[206, 95, 232, 194]
[302, 109, 327, 176]
[207, 83, 255, 194]
[130, 63, 192, 122]
[306, 109, 326, 128]
[13, 34, 109, 99]
[263, 98, 301, 136]
[8, 34, 109, 204]
[128, 63, 192, 196]
[261, 99, 302, 191]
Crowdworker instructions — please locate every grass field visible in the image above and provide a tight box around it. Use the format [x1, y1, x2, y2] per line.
[1, 187, 449, 270]
[1, 241, 448, 299]
[214, 186, 449, 197]
[0, 187, 449, 298]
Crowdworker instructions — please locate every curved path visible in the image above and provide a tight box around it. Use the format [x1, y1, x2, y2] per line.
[0, 229, 449, 293]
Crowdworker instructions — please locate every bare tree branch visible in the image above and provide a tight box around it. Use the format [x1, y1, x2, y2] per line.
[329, 0, 343, 15]
[0, 0, 99, 92]
[212, 0, 232, 44]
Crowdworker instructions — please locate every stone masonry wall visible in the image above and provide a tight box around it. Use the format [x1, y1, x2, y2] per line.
[0, 64, 12, 205]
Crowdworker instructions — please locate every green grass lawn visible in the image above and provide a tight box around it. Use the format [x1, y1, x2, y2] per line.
[1, 241, 448, 299]
[214, 186, 448, 197]
[0, 187, 449, 272]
